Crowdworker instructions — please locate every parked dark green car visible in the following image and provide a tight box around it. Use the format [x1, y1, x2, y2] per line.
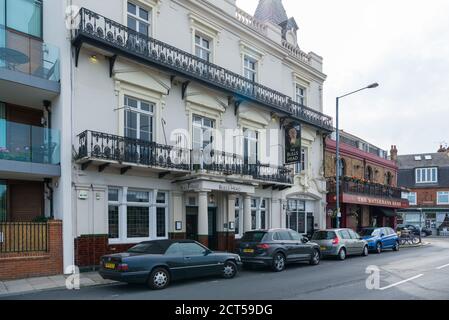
[99, 240, 242, 290]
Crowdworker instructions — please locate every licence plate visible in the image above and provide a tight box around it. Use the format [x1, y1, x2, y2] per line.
[243, 249, 254, 253]
[320, 246, 327, 251]
[104, 263, 116, 270]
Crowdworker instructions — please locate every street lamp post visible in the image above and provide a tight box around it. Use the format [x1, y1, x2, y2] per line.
[335, 83, 379, 228]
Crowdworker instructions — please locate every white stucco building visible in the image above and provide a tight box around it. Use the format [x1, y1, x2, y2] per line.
[0, 0, 333, 272]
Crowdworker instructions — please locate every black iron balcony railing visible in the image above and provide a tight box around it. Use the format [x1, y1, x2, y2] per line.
[77, 130, 293, 185]
[327, 177, 403, 199]
[72, 8, 333, 132]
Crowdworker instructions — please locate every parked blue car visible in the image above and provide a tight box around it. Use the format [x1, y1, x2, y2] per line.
[359, 227, 400, 254]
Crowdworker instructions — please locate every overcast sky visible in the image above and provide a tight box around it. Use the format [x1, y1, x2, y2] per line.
[236, 0, 449, 155]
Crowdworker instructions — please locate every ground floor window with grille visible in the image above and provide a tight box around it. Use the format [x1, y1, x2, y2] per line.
[108, 187, 168, 243]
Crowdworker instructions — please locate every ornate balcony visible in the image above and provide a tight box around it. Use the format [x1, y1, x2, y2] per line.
[76, 130, 293, 186]
[71, 8, 333, 132]
[327, 177, 403, 200]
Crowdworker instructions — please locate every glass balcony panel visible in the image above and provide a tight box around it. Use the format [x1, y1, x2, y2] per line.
[0, 120, 60, 165]
[0, 26, 60, 81]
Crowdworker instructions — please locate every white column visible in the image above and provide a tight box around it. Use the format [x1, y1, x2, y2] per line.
[243, 195, 252, 232]
[271, 198, 282, 229]
[198, 191, 209, 237]
[227, 194, 237, 231]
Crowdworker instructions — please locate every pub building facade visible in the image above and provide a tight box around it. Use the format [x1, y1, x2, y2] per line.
[68, 0, 333, 268]
[325, 131, 408, 230]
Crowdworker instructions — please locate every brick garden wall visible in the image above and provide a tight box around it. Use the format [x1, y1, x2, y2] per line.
[0, 220, 63, 281]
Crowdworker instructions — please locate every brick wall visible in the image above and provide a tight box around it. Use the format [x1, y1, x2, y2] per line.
[0, 220, 63, 281]
[411, 187, 449, 207]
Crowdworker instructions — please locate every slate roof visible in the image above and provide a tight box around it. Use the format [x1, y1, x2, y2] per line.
[397, 152, 449, 169]
[254, 0, 289, 25]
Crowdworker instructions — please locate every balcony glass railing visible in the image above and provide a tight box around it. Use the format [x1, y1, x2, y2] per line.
[0, 120, 60, 165]
[0, 26, 60, 81]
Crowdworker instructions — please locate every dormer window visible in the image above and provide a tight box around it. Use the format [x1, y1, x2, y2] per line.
[416, 167, 438, 184]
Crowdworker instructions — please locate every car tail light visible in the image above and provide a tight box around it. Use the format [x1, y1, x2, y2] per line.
[117, 263, 129, 272]
[257, 244, 270, 250]
[332, 237, 339, 245]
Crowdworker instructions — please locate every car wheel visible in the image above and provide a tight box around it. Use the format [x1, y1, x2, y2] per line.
[309, 249, 320, 265]
[393, 241, 400, 251]
[376, 242, 382, 254]
[271, 253, 286, 272]
[148, 267, 170, 290]
[337, 248, 346, 261]
[222, 261, 237, 279]
[362, 245, 369, 256]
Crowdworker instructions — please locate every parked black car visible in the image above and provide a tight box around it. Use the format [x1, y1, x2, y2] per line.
[237, 229, 321, 272]
[396, 224, 432, 237]
[99, 240, 242, 290]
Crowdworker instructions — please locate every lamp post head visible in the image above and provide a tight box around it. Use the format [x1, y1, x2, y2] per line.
[367, 83, 379, 89]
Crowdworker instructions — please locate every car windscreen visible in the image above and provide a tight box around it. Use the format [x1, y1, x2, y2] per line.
[359, 229, 375, 236]
[312, 231, 336, 240]
[241, 232, 267, 242]
[127, 242, 166, 254]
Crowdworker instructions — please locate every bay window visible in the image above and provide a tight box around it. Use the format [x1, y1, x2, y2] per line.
[108, 187, 168, 243]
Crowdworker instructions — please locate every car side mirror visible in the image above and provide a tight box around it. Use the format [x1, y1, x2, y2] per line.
[204, 249, 212, 256]
[301, 237, 309, 244]
[380, 234, 385, 238]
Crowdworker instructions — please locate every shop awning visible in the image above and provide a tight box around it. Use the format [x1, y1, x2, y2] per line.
[377, 208, 397, 217]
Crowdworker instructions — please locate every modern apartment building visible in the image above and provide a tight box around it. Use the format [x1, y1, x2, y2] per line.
[398, 148, 449, 236]
[325, 131, 408, 230]
[1, 0, 334, 276]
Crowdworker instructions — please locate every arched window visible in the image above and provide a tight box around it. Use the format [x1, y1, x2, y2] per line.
[365, 166, 373, 181]
[386, 172, 393, 186]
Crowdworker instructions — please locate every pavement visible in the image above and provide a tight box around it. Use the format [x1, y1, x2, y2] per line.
[0, 271, 115, 297]
[1, 238, 448, 300]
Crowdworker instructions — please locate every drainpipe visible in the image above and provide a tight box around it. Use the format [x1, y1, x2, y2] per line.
[45, 178, 54, 220]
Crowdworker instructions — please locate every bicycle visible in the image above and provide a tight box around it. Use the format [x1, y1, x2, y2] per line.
[399, 230, 421, 245]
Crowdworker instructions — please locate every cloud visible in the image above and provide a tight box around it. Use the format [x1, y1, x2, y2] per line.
[236, 0, 449, 154]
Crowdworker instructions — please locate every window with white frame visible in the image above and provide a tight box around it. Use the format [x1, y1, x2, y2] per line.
[244, 128, 258, 165]
[244, 55, 257, 82]
[192, 115, 215, 151]
[402, 192, 417, 206]
[415, 167, 438, 184]
[108, 187, 168, 242]
[124, 96, 154, 141]
[437, 191, 449, 205]
[295, 84, 307, 106]
[195, 33, 212, 62]
[251, 198, 267, 230]
[127, 1, 151, 36]
[294, 147, 307, 174]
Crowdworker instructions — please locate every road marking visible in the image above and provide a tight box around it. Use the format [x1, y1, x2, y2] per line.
[379, 274, 424, 291]
[436, 263, 449, 270]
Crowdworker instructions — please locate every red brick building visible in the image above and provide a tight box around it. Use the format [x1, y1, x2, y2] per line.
[398, 147, 449, 236]
[325, 131, 408, 230]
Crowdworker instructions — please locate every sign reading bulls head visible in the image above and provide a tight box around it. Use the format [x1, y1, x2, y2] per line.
[285, 122, 302, 164]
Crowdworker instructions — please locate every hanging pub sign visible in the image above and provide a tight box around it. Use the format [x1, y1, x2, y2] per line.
[285, 122, 302, 164]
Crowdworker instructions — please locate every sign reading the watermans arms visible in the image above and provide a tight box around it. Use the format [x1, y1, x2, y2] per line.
[285, 122, 302, 164]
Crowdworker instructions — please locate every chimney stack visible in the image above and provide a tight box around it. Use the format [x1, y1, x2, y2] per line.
[390, 145, 398, 162]
[438, 145, 447, 153]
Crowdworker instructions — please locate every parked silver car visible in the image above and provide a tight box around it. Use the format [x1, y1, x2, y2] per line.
[311, 229, 369, 260]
